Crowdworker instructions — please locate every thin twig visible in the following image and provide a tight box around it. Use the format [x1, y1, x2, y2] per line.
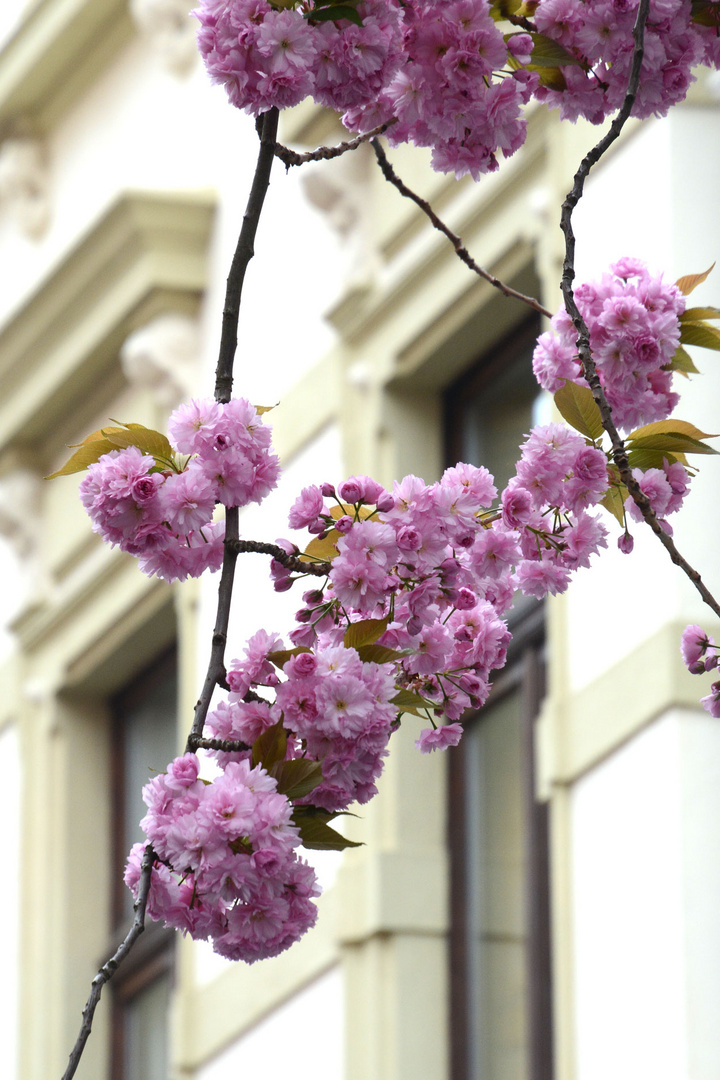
[275, 122, 393, 168]
[559, 0, 720, 620]
[372, 139, 553, 320]
[228, 538, 332, 576]
[61, 844, 156, 1080]
[216, 108, 280, 402]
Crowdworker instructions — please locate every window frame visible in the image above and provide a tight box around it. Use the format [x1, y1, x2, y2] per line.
[445, 324, 554, 1080]
[109, 646, 178, 1080]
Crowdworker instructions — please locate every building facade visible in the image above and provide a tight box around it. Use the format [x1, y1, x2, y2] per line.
[1, 4, 720, 1080]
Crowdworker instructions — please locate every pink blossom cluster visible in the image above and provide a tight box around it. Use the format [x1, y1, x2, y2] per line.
[277, 457, 610, 746]
[533, 258, 686, 432]
[680, 624, 720, 717]
[205, 629, 398, 810]
[78, 397, 279, 583]
[193, 1, 720, 178]
[125, 753, 319, 962]
[193, 0, 404, 115]
[345, 0, 538, 179]
[535, 0, 717, 125]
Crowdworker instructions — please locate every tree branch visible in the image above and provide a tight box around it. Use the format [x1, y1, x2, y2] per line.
[275, 122, 393, 168]
[227, 538, 332, 576]
[61, 843, 156, 1080]
[215, 108, 279, 403]
[372, 139, 552, 320]
[559, 0, 720, 621]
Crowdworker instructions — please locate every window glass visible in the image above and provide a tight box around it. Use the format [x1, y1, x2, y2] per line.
[446, 319, 544, 498]
[445, 321, 552, 1080]
[114, 653, 179, 924]
[124, 971, 172, 1080]
[111, 650, 177, 1080]
[464, 684, 528, 1080]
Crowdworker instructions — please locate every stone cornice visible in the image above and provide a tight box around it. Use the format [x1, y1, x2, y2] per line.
[0, 188, 216, 458]
[0, 0, 133, 138]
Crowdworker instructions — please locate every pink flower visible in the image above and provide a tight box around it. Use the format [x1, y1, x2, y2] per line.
[415, 724, 463, 753]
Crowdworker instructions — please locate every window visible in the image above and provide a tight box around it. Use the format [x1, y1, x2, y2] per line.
[445, 319, 554, 1080]
[110, 649, 179, 1080]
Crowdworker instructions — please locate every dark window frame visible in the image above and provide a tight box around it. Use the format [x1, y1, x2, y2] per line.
[445, 324, 554, 1080]
[109, 647, 178, 1080]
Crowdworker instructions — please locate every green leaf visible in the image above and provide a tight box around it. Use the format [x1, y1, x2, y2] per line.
[525, 32, 583, 67]
[306, 3, 363, 25]
[680, 321, 720, 352]
[228, 835, 253, 856]
[391, 688, 437, 717]
[267, 646, 312, 670]
[255, 403, 277, 414]
[691, 1, 720, 28]
[626, 419, 718, 442]
[554, 381, 605, 441]
[489, 0, 522, 19]
[293, 807, 362, 850]
[101, 425, 174, 460]
[344, 617, 389, 650]
[46, 436, 123, 478]
[676, 264, 715, 296]
[600, 483, 628, 526]
[668, 345, 700, 376]
[356, 644, 406, 664]
[270, 759, 324, 801]
[301, 529, 340, 563]
[46, 422, 175, 478]
[681, 306, 720, 322]
[626, 449, 682, 472]
[252, 720, 287, 771]
[626, 433, 718, 456]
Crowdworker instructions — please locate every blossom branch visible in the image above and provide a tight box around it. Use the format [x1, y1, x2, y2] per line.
[192, 109, 281, 744]
[63, 109, 282, 1080]
[274, 122, 393, 168]
[60, 843, 156, 1080]
[559, 0, 720, 621]
[371, 138, 553, 320]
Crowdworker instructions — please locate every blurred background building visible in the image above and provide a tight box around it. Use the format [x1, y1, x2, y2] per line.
[1, 3, 720, 1080]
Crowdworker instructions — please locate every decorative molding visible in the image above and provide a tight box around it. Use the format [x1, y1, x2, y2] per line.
[301, 145, 381, 292]
[0, 466, 41, 560]
[0, 465, 52, 613]
[121, 312, 200, 408]
[129, 0, 198, 76]
[0, 0, 133, 138]
[0, 135, 50, 237]
[0, 189, 216, 457]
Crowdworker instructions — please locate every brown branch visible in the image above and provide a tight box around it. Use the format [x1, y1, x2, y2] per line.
[215, 108, 279, 402]
[559, 0, 720, 621]
[372, 139, 553, 320]
[275, 122, 393, 168]
[61, 844, 155, 1080]
[188, 735, 251, 753]
[228, 538, 332, 576]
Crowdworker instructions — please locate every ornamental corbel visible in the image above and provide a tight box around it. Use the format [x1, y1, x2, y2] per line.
[120, 313, 201, 410]
[0, 137, 51, 239]
[129, 0, 198, 76]
[301, 144, 381, 292]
